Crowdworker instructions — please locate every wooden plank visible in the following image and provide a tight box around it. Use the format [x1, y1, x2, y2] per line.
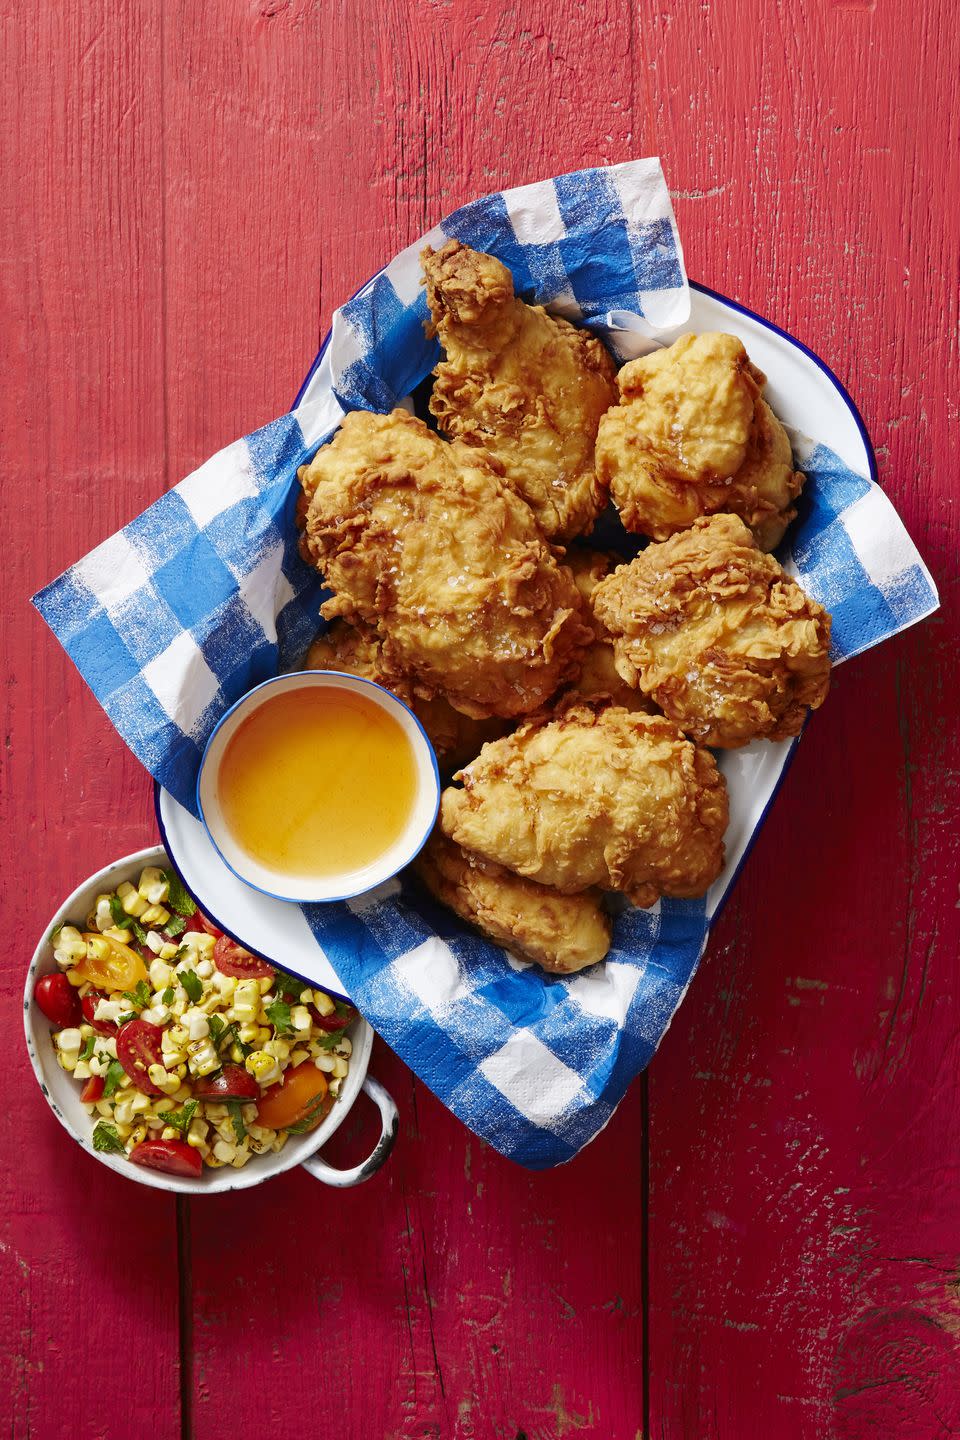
[644, 1, 960, 1434]
[1, 5, 182, 1438]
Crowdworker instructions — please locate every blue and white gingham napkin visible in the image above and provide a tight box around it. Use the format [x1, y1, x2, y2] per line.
[33, 161, 938, 1168]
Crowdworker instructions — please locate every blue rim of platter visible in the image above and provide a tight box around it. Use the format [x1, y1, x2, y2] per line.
[157, 272, 877, 994]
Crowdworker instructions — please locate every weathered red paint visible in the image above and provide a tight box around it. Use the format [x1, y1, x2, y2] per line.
[3, 2, 957, 1437]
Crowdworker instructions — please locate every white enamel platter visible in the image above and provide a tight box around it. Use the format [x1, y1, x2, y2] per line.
[157, 280, 875, 1000]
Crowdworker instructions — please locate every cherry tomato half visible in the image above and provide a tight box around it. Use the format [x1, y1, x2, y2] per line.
[129, 1138, 203, 1178]
[116, 1019, 165, 1096]
[76, 934, 149, 993]
[213, 935, 273, 979]
[80, 1076, 105, 1103]
[81, 989, 118, 1036]
[192, 1064, 259, 1101]
[34, 973, 82, 1028]
[256, 1061, 330, 1132]
[182, 909, 222, 939]
[311, 1003, 357, 1033]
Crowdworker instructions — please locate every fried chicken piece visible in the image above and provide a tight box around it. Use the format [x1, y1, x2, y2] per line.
[595, 332, 804, 551]
[414, 832, 611, 974]
[557, 547, 656, 712]
[423, 241, 618, 541]
[299, 409, 592, 720]
[593, 513, 832, 748]
[441, 702, 728, 908]
[306, 621, 506, 770]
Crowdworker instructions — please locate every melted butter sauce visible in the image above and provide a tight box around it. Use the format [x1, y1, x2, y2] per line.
[219, 688, 417, 879]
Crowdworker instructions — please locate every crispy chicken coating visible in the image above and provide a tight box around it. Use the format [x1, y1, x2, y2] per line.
[558, 547, 656, 712]
[306, 621, 506, 771]
[595, 332, 804, 551]
[414, 832, 611, 974]
[423, 241, 618, 541]
[299, 409, 592, 720]
[440, 702, 728, 908]
[592, 513, 832, 748]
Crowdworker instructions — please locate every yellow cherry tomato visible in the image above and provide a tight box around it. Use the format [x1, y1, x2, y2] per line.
[76, 933, 149, 993]
[256, 1061, 330, 1131]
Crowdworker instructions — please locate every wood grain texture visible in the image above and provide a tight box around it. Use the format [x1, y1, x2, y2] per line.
[4, 0, 958, 1436]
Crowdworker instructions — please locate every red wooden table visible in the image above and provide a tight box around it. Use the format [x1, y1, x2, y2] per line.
[4, 4, 958, 1437]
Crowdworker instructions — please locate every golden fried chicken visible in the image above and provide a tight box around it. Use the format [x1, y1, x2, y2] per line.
[557, 547, 656, 712]
[423, 241, 618, 541]
[593, 513, 832, 748]
[595, 332, 803, 551]
[415, 832, 611, 974]
[306, 621, 506, 770]
[299, 409, 592, 720]
[440, 702, 728, 908]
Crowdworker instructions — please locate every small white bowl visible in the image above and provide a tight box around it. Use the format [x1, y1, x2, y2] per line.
[196, 671, 440, 904]
[24, 844, 398, 1193]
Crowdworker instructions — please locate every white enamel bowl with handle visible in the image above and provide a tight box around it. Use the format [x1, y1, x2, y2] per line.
[23, 844, 398, 1194]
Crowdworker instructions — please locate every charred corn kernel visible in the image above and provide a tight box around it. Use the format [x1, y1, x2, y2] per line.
[73, 1061, 92, 1080]
[204, 1103, 228, 1121]
[335, 1036, 353, 1057]
[271, 1131, 289, 1153]
[118, 881, 148, 918]
[94, 896, 114, 932]
[146, 1064, 181, 1096]
[225, 1044, 242, 1064]
[144, 931, 165, 956]
[264, 1038, 290, 1062]
[126, 1122, 148, 1149]
[130, 1092, 151, 1115]
[86, 936, 110, 963]
[313, 1054, 336, 1073]
[175, 1065, 188, 1080]
[196, 958, 214, 979]
[232, 980, 260, 1023]
[331, 1058, 349, 1079]
[57, 1028, 82, 1056]
[214, 1118, 236, 1143]
[194, 933, 216, 957]
[53, 925, 87, 967]
[289, 1049, 309, 1068]
[137, 867, 170, 905]
[329, 1078, 342, 1097]
[159, 943, 178, 961]
[149, 958, 173, 990]
[104, 926, 133, 945]
[205, 1153, 226, 1168]
[245, 1050, 280, 1085]
[187, 1036, 219, 1077]
[213, 1139, 236, 1164]
[290, 1005, 311, 1034]
[230, 1147, 253, 1170]
[140, 903, 170, 927]
[312, 990, 335, 1018]
[238, 1022, 258, 1044]
[164, 1024, 188, 1050]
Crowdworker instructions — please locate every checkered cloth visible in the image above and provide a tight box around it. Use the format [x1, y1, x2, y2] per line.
[33, 161, 938, 1168]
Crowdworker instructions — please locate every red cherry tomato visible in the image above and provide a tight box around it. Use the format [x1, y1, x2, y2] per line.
[80, 1075, 105, 1103]
[116, 1019, 165, 1096]
[183, 908, 222, 938]
[129, 1138, 203, 1178]
[34, 973, 82, 1028]
[311, 1003, 357, 1033]
[81, 989, 118, 1036]
[213, 935, 273, 979]
[192, 1064, 259, 1101]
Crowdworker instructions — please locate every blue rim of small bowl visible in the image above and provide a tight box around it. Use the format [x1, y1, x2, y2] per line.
[194, 671, 441, 906]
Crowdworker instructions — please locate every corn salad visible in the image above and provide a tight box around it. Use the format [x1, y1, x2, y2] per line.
[36, 866, 356, 1180]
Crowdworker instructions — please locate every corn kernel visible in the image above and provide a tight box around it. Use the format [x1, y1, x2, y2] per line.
[264, 1038, 290, 1062]
[290, 1005, 311, 1034]
[314, 1054, 336, 1073]
[229, 1044, 244, 1065]
[144, 931, 165, 956]
[149, 958, 174, 989]
[147, 1064, 181, 1095]
[114, 1099, 135, 1126]
[160, 1126, 178, 1141]
[138, 867, 171, 906]
[230, 1147, 253, 1169]
[103, 926, 133, 945]
[118, 881, 148, 918]
[126, 1122, 148, 1149]
[331, 1058, 349, 1079]
[329, 1078, 342, 1097]
[271, 1131, 289, 1153]
[213, 1139, 236, 1163]
[57, 1028, 82, 1055]
[65, 969, 85, 987]
[205, 1152, 226, 1168]
[255, 1026, 271, 1045]
[140, 904, 170, 927]
[312, 989, 335, 1018]
[73, 1061, 92, 1080]
[187, 1036, 220, 1077]
[130, 1093, 151, 1115]
[335, 1036, 353, 1058]
[193, 933, 216, 958]
[154, 1098, 177, 1114]
[53, 926, 88, 968]
[158, 943, 179, 961]
[94, 896, 114, 932]
[115, 1122, 133, 1140]
[141, 1003, 170, 1027]
[289, 1049, 309, 1068]
[85, 936, 110, 963]
[238, 1022, 258, 1044]
[196, 958, 214, 979]
[257, 977, 273, 995]
[245, 1050, 280, 1085]
[163, 1050, 186, 1070]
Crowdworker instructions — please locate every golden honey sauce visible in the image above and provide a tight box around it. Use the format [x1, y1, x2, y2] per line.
[218, 687, 418, 879]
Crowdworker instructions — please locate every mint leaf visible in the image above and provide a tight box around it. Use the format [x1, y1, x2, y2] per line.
[117, 1012, 136, 1027]
[165, 915, 187, 938]
[130, 919, 148, 945]
[227, 1100, 247, 1145]
[102, 1060, 126, 1098]
[92, 1121, 126, 1155]
[285, 1090, 330, 1135]
[109, 895, 129, 931]
[265, 1000, 292, 1035]
[180, 969, 202, 1004]
[165, 1099, 198, 1137]
[163, 870, 198, 919]
[79, 1035, 96, 1062]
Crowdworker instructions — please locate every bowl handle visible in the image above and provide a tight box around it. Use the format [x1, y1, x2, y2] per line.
[299, 1076, 399, 1187]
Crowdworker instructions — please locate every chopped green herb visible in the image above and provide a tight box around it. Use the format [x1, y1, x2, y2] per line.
[226, 1100, 247, 1145]
[109, 895, 129, 931]
[333, 1000, 356, 1019]
[165, 1099, 198, 1138]
[103, 1060, 126, 1098]
[123, 980, 152, 1011]
[79, 1035, 96, 1062]
[207, 1014, 224, 1042]
[117, 1012, 136, 1027]
[163, 870, 198, 919]
[165, 914, 187, 938]
[161, 987, 175, 1006]
[312, 1029, 341, 1051]
[180, 968, 202, 1004]
[265, 1000, 292, 1034]
[130, 919, 148, 945]
[92, 1120, 126, 1155]
[49, 922, 64, 945]
[277, 972, 307, 1001]
[285, 1090, 330, 1135]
